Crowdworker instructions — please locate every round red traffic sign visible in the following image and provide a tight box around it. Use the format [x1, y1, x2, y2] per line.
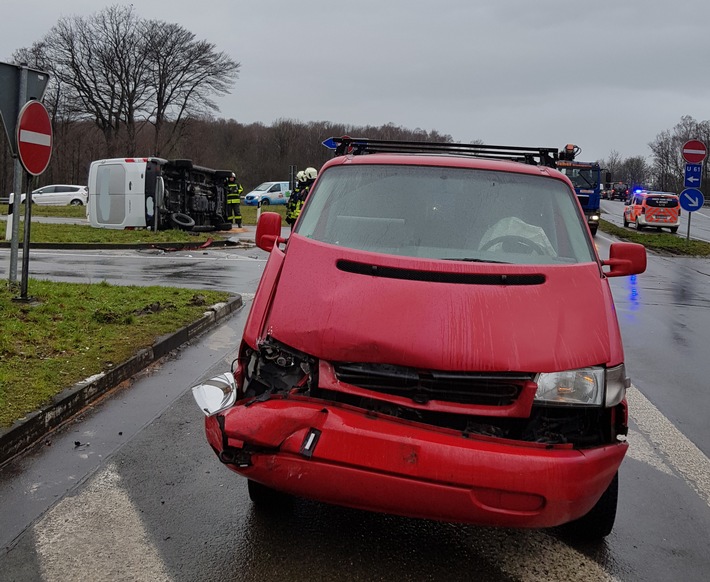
[681, 139, 707, 164]
[16, 100, 53, 175]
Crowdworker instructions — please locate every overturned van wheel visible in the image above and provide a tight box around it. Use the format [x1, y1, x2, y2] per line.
[170, 212, 195, 230]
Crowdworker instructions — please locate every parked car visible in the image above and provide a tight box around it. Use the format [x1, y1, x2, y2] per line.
[192, 138, 647, 541]
[242, 181, 291, 206]
[623, 190, 680, 233]
[8, 185, 88, 207]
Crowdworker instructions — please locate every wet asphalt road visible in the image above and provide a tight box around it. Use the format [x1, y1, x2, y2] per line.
[0, 233, 709, 581]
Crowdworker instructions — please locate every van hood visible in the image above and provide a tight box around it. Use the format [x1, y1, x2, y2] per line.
[263, 236, 621, 372]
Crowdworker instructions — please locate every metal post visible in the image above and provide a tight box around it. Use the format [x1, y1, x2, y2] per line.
[7, 65, 28, 284]
[686, 212, 692, 241]
[19, 173, 33, 299]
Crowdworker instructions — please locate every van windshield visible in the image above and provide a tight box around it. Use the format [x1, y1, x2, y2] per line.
[253, 183, 271, 192]
[296, 164, 596, 265]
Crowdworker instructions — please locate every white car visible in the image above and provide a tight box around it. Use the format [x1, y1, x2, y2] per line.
[8, 185, 89, 206]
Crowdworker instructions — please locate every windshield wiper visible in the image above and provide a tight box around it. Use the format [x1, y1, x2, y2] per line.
[440, 257, 510, 264]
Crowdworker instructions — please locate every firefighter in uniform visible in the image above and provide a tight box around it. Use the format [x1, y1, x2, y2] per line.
[286, 167, 317, 230]
[226, 172, 243, 227]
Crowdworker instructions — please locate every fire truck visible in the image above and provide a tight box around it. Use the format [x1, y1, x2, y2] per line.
[555, 144, 607, 236]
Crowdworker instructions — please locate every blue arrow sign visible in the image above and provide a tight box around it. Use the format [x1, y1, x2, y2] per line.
[322, 137, 337, 150]
[680, 188, 705, 212]
[684, 163, 702, 188]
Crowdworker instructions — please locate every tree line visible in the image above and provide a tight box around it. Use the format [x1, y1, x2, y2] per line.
[599, 115, 710, 194]
[1, 5, 707, 197]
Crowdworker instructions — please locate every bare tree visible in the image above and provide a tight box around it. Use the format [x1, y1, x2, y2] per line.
[15, 5, 238, 159]
[33, 5, 148, 157]
[142, 20, 240, 157]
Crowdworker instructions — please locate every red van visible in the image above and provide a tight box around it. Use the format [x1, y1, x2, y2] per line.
[192, 139, 647, 540]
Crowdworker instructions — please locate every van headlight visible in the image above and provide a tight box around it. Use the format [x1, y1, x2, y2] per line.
[535, 365, 628, 407]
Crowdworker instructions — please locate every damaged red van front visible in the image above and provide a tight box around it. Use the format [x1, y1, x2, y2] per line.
[192, 139, 646, 540]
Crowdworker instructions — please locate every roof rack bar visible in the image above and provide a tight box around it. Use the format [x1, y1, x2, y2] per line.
[327, 136, 560, 167]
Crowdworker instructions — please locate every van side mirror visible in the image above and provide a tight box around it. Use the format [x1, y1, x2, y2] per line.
[602, 242, 647, 277]
[256, 211, 286, 252]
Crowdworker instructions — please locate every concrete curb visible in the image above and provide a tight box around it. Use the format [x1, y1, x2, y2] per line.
[0, 295, 243, 467]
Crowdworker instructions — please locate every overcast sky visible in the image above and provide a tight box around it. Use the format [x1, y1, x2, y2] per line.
[2, 0, 709, 163]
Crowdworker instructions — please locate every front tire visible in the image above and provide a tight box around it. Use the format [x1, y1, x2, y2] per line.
[557, 472, 619, 542]
[260, 198, 270, 206]
[247, 479, 293, 509]
[670, 226, 679, 234]
[636, 218, 644, 231]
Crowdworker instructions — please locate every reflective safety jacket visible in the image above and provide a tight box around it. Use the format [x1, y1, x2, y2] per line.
[227, 181, 243, 202]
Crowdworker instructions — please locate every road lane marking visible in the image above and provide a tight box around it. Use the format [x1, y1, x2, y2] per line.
[627, 386, 710, 507]
[625, 428, 674, 476]
[34, 465, 172, 582]
[472, 529, 621, 582]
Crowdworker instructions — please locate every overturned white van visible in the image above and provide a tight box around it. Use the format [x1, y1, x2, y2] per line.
[87, 157, 234, 231]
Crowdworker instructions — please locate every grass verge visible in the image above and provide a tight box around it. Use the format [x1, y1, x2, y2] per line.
[0, 279, 231, 428]
[1, 204, 287, 244]
[599, 220, 710, 256]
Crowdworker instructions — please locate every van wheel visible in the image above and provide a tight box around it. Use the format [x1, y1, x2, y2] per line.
[623, 217, 629, 227]
[247, 479, 293, 509]
[635, 218, 644, 231]
[589, 224, 598, 236]
[69, 199, 84, 206]
[170, 212, 195, 230]
[557, 472, 618, 542]
[260, 199, 270, 206]
[670, 226, 678, 234]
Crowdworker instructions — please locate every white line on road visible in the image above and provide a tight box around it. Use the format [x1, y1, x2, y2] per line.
[627, 385, 710, 508]
[34, 465, 172, 581]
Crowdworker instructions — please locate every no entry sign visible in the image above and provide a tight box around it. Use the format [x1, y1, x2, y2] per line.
[16, 100, 52, 175]
[681, 139, 707, 164]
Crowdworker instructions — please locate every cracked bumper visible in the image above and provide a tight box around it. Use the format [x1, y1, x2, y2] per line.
[205, 397, 626, 528]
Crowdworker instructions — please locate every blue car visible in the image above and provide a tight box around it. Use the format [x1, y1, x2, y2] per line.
[243, 181, 291, 206]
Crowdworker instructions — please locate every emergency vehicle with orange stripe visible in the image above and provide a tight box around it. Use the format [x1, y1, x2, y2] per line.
[623, 190, 680, 233]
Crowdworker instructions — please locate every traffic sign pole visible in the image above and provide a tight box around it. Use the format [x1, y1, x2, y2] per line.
[13, 101, 52, 302]
[6, 66, 28, 283]
[20, 173, 34, 299]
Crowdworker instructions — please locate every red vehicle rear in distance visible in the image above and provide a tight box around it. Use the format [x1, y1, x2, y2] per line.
[192, 138, 647, 541]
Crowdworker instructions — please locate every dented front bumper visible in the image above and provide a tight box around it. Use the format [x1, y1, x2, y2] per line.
[204, 395, 626, 528]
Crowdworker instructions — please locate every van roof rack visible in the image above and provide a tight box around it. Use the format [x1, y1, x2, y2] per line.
[323, 136, 560, 167]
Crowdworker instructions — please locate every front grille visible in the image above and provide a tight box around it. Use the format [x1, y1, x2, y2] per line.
[333, 362, 531, 406]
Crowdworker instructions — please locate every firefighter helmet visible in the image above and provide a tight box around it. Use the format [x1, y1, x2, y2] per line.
[296, 170, 307, 182]
[305, 167, 318, 180]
